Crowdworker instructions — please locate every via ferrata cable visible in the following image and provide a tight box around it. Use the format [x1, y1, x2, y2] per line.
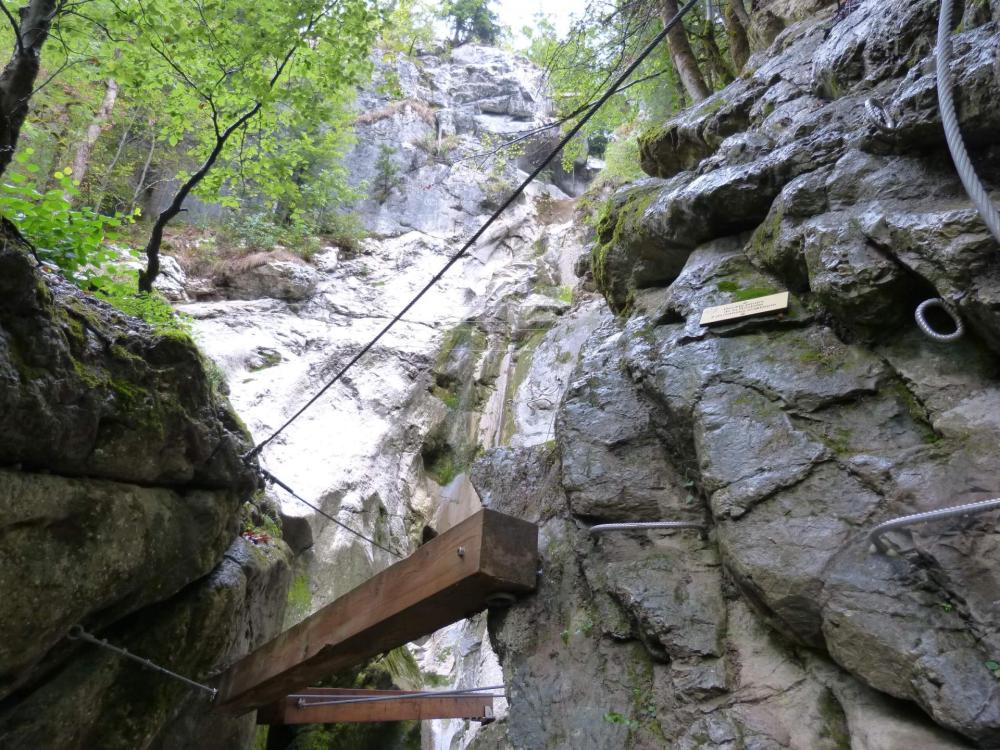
[242, 0, 703, 463]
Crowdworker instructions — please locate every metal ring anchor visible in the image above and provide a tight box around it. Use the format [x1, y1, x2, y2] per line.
[915, 298, 964, 342]
[864, 98, 895, 132]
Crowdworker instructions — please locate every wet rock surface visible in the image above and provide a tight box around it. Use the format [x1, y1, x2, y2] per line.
[470, 1, 1000, 748]
[0, 244, 289, 749]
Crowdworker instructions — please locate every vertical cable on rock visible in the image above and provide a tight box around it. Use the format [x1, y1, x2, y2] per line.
[936, 0, 1000, 244]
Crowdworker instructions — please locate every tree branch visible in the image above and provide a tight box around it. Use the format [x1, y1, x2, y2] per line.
[0, 3, 24, 52]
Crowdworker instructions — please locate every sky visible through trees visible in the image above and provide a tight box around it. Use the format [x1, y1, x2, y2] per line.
[495, 0, 589, 45]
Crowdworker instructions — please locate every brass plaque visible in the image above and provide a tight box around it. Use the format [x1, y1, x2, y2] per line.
[699, 292, 789, 326]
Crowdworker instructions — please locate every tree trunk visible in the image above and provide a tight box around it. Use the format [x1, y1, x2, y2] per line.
[130, 122, 156, 214]
[658, 0, 711, 103]
[729, 0, 751, 29]
[723, 1, 750, 71]
[698, 18, 735, 85]
[93, 109, 138, 214]
[71, 77, 118, 187]
[139, 104, 262, 292]
[0, 0, 60, 179]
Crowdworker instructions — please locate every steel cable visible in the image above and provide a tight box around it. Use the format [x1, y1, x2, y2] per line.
[67, 625, 218, 699]
[589, 521, 707, 534]
[869, 497, 1000, 553]
[936, 0, 1000, 244]
[262, 469, 405, 558]
[242, 0, 704, 462]
[290, 685, 505, 709]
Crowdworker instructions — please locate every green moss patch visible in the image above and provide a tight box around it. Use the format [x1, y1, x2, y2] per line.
[716, 280, 778, 301]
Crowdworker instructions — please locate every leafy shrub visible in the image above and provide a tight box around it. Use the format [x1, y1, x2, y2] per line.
[592, 131, 644, 188]
[0, 150, 137, 286]
[308, 210, 367, 253]
[223, 212, 282, 252]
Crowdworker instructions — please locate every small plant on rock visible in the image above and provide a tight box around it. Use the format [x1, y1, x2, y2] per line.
[372, 144, 402, 203]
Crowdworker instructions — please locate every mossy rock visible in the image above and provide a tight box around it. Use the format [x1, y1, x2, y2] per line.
[591, 180, 694, 315]
[0, 245, 255, 491]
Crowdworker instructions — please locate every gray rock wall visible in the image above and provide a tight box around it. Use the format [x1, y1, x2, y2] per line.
[470, 0, 1000, 748]
[0, 244, 291, 749]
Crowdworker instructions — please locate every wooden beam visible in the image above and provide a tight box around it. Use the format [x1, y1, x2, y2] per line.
[216, 509, 537, 714]
[257, 688, 494, 725]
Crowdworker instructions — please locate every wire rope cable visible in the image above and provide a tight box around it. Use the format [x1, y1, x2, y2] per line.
[869, 496, 1000, 553]
[291, 685, 506, 709]
[242, 0, 703, 462]
[67, 625, 218, 700]
[262, 469, 405, 558]
[936, 0, 1000, 243]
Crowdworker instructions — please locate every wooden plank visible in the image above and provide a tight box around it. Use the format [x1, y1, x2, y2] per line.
[215, 509, 537, 714]
[699, 291, 789, 326]
[257, 688, 494, 725]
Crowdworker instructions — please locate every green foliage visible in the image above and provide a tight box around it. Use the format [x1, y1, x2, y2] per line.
[104, 0, 377, 235]
[523, 10, 678, 170]
[421, 670, 449, 687]
[440, 0, 503, 45]
[320, 211, 368, 253]
[593, 129, 645, 187]
[987, 660, 1000, 680]
[523, 2, 736, 176]
[477, 133, 522, 207]
[432, 384, 462, 410]
[250, 727, 269, 750]
[1, 0, 379, 251]
[0, 151, 136, 285]
[224, 213, 283, 252]
[94, 276, 191, 336]
[372, 144, 402, 203]
[203, 355, 231, 397]
[414, 132, 461, 158]
[603, 710, 638, 729]
[378, 0, 437, 56]
[425, 449, 460, 485]
[716, 280, 779, 301]
[732, 286, 778, 301]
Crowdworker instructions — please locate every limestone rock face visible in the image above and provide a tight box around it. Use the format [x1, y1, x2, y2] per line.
[0, 245, 289, 749]
[341, 44, 557, 238]
[179, 39, 594, 750]
[0, 252, 253, 488]
[219, 258, 321, 301]
[467, 2, 1000, 749]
